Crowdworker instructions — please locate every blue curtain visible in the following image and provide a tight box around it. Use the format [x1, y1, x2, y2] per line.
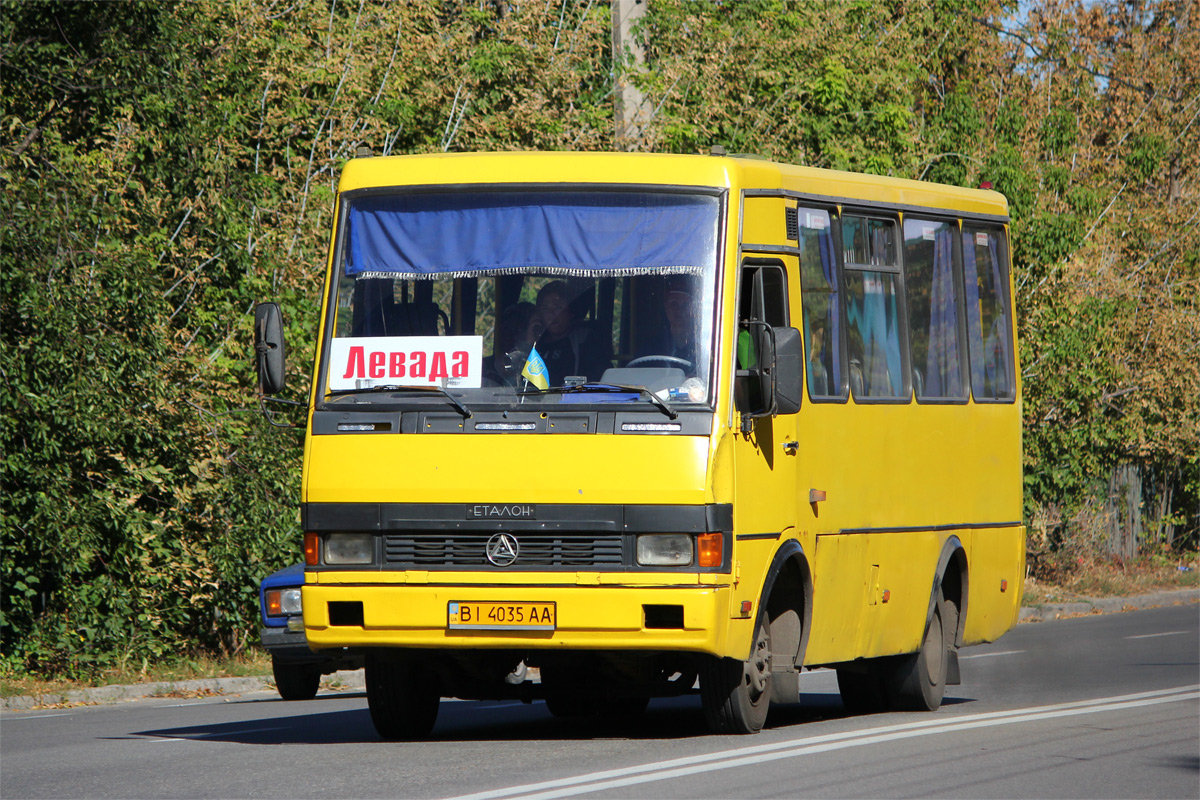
[816, 224, 843, 391]
[985, 236, 1011, 394]
[963, 229, 1012, 398]
[924, 227, 961, 397]
[345, 191, 719, 278]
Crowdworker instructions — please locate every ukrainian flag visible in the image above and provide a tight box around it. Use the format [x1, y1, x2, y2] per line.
[521, 345, 550, 390]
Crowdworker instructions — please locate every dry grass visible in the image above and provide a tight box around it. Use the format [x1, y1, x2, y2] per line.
[1023, 551, 1199, 605]
[0, 650, 271, 699]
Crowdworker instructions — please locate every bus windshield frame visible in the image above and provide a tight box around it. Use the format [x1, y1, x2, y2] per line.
[316, 186, 725, 414]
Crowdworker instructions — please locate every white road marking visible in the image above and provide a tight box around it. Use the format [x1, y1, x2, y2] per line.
[1125, 630, 1188, 640]
[2, 712, 73, 720]
[959, 649, 1025, 660]
[443, 685, 1200, 800]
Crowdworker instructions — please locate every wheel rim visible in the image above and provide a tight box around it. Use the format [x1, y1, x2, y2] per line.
[745, 626, 771, 701]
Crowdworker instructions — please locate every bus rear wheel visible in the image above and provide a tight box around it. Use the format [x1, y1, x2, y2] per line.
[365, 655, 440, 740]
[884, 589, 951, 711]
[701, 619, 772, 734]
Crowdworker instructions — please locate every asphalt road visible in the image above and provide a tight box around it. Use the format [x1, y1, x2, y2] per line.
[2, 604, 1197, 799]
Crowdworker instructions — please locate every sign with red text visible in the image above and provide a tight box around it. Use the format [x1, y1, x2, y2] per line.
[328, 336, 483, 390]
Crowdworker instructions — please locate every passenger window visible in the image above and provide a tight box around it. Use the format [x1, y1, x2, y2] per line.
[842, 215, 907, 400]
[903, 218, 966, 401]
[962, 225, 1015, 401]
[842, 215, 897, 267]
[797, 208, 845, 400]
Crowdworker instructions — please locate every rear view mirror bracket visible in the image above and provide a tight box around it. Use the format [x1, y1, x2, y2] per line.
[738, 323, 803, 434]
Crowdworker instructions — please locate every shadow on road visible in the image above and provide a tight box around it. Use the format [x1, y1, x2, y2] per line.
[129, 691, 975, 745]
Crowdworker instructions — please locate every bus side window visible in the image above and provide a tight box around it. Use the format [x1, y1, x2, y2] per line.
[797, 208, 846, 400]
[842, 214, 908, 401]
[962, 225, 1015, 401]
[903, 218, 967, 401]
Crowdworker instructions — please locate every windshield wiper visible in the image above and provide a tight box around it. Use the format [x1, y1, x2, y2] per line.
[326, 385, 472, 418]
[519, 382, 678, 420]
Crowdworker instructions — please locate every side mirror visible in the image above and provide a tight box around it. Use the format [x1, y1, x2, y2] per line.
[755, 323, 777, 415]
[771, 326, 803, 415]
[254, 302, 286, 395]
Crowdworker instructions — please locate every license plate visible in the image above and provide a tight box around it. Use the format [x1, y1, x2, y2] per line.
[448, 601, 556, 631]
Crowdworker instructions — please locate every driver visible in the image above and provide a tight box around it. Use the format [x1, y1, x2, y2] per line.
[636, 276, 697, 372]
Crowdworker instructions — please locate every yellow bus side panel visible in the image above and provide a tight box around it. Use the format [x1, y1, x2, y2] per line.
[795, 403, 1022, 533]
[964, 526, 1026, 644]
[807, 533, 869, 664]
[806, 531, 945, 665]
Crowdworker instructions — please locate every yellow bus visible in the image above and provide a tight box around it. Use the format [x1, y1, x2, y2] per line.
[254, 150, 1024, 738]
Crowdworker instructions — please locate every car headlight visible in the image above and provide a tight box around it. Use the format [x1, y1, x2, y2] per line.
[265, 587, 302, 617]
[636, 534, 693, 567]
[325, 533, 374, 565]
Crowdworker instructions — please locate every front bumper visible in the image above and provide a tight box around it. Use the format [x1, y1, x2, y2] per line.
[303, 581, 738, 657]
[260, 625, 320, 662]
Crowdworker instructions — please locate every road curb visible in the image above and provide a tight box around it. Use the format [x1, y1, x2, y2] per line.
[0, 670, 366, 712]
[1018, 587, 1198, 622]
[4, 589, 1196, 712]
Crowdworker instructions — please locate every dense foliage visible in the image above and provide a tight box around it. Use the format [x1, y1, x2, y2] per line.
[2, 0, 1196, 678]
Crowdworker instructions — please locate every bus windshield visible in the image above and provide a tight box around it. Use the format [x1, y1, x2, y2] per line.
[324, 189, 722, 409]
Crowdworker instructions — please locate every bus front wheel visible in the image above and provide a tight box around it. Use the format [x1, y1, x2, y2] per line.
[365, 655, 440, 740]
[701, 619, 772, 734]
[272, 659, 321, 701]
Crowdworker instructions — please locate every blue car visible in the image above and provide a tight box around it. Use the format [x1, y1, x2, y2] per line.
[259, 564, 362, 700]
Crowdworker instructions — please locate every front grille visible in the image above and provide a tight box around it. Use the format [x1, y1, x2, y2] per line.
[383, 533, 624, 568]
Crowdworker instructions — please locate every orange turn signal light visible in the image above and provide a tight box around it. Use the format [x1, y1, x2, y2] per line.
[265, 589, 283, 616]
[304, 532, 319, 566]
[698, 532, 723, 568]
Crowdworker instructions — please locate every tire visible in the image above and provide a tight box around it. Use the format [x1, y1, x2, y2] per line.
[540, 663, 597, 717]
[884, 589, 951, 711]
[272, 660, 320, 701]
[836, 665, 888, 714]
[365, 655, 440, 740]
[701, 619, 772, 734]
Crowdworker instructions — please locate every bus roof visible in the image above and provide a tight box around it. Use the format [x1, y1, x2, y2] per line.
[338, 151, 1008, 220]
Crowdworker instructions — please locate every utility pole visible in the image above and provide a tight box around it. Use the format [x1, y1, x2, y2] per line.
[612, 0, 649, 151]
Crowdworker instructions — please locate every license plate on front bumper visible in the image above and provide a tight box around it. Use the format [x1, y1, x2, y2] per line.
[447, 601, 556, 631]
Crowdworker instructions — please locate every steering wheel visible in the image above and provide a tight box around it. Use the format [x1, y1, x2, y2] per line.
[625, 355, 694, 370]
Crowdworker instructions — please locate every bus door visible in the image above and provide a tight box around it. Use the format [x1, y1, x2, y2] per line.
[730, 257, 801, 624]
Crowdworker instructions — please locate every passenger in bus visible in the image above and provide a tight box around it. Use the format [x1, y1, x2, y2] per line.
[515, 281, 610, 385]
[483, 301, 535, 386]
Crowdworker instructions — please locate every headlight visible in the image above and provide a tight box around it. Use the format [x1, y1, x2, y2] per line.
[636, 534, 693, 567]
[325, 533, 374, 565]
[279, 588, 302, 615]
[265, 588, 302, 616]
